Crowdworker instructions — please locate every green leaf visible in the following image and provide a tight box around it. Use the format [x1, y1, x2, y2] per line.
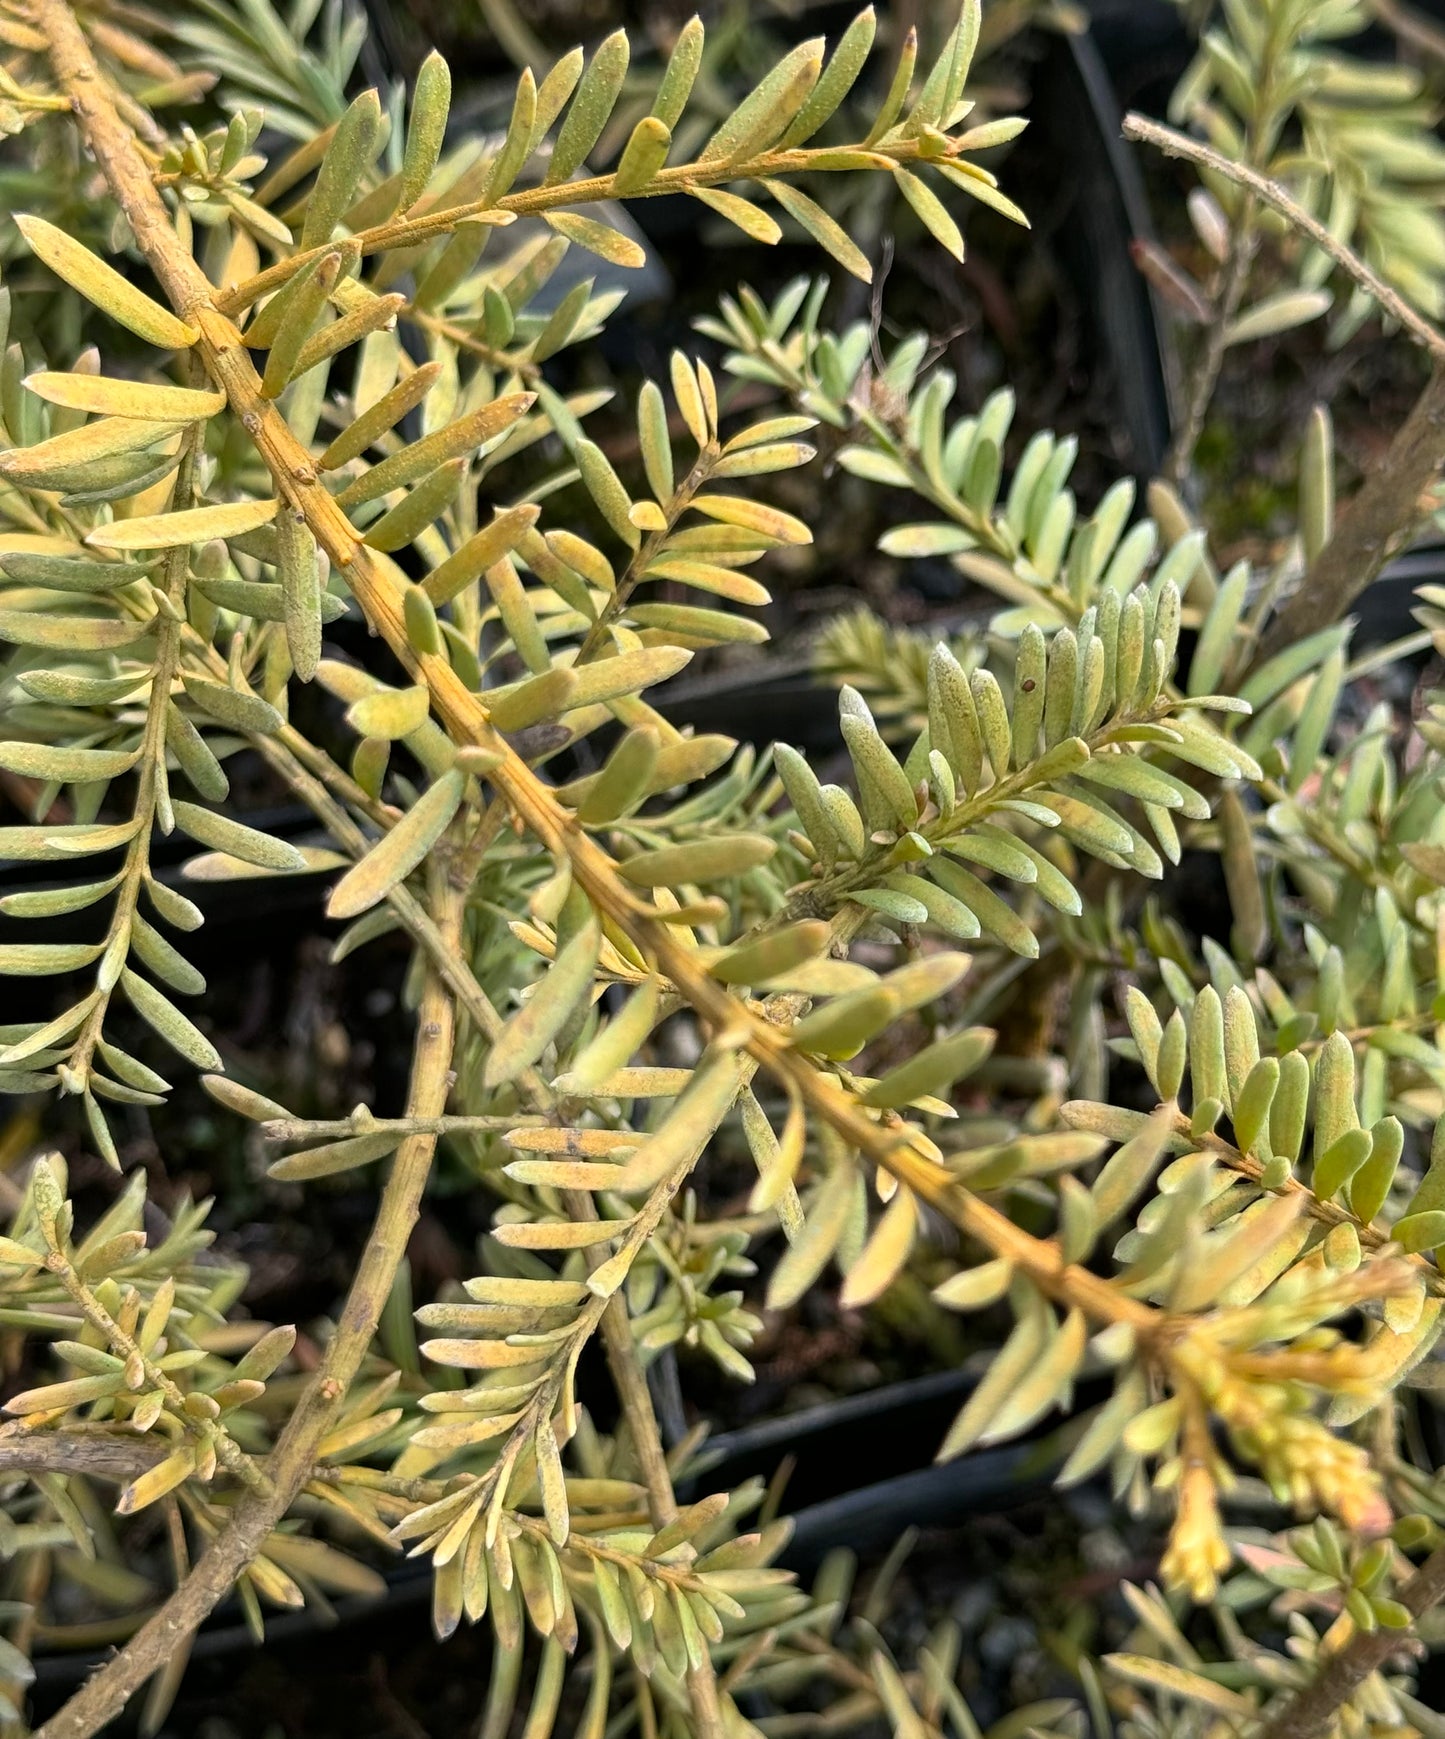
[24, 372, 224, 421]
[327, 769, 466, 919]
[16, 216, 198, 349]
[767, 1164, 854, 1308]
[180, 675, 283, 736]
[260, 249, 344, 399]
[120, 970, 220, 1070]
[87, 498, 280, 551]
[689, 188, 781, 246]
[277, 508, 322, 682]
[893, 169, 964, 260]
[0, 742, 138, 781]
[301, 89, 384, 248]
[1313, 1127, 1373, 1203]
[423, 505, 541, 608]
[348, 686, 431, 740]
[320, 360, 442, 472]
[401, 51, 452, 210]
[547, 30, 630, 184]
[619, 835, 776, 887]
[702, 37, 823, 163]
[1225, 288, 1333, 347]
[0, 610, 153, 651]
[0, 552, 148, 594]
[165, 703, 229, 802]
[576, 438, 641, 547]
[614, 116, 672, 196]
[710, 920, 832, 987]
[482, 666, 575, 734]
[929, 859, 1038, 957]
[0, 819, 140, 863]
[363, 459, 465, 551]
[881, 523, 973, 557]
[0, 942, 103, 975]
[0, 875, 120, 919]
[566, 977, 661, 1092]
[575, 728, 660, 825]
[762, 180, 871, 281]
[483, 917, 602, 1087]
[544, 211, 647, 269]
[781, 8, 877, 145]
[173, 801, 306, 872]
[1350, 1117, 1402, 1225]
[269, 1131, 400, 1181]
[335, 395, 534, 510]
[862, 1026, 994, 1108]
[790, 985, 899, 1059]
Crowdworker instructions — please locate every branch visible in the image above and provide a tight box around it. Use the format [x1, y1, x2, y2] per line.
[259, 1113, 538, 1142]
[1122, 113, 1445, 363]
[38, 1239, 266, 1496]
[0, 1428, 166, 1483]
[1163, 197, 1257, 487]
[1260, 1544, 1445, 1739]
[215, 137, 951, 321]
[35, 848, 461, 1739]
[1186, 1114, 1445, 1291]
[1256, 363, 1445, 663]
[586, 1212, 729, 1739]
[64, 415, 202, 1094]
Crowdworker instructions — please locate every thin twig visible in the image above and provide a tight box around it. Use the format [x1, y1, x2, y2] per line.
[38, 1245, 267, 1495]
[34, 839, 462, 1739]
[1369, 0, 1445, 62]
[260, 1113, 541, 1142]
[215, 128, 964, 320]
[1163, 196, 1257, 486]
[1121, 121, 1445, 662]
[574, 1193, 731, 1739]
[1123, 113, 1445, 363]
[574, 446, 720, 665]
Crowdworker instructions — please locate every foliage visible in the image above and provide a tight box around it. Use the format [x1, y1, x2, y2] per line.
[1169, 0, 1445, 340]
[1, 1, 1445, 1737]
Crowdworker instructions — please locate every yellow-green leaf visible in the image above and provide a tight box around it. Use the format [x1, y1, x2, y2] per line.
[545, 210, 646, 269]
[618, 834, 775, 887]
[327, 768, 465, 919]
[24, 373, 224, 421]
[483, 917, 602, 1087]
[86, 499, 281, 551]
[892, 168, 964, 261]
[16, 216, 198, 348]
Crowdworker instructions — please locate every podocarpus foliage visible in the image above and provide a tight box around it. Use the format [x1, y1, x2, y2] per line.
[3, 0, 1445, 1734]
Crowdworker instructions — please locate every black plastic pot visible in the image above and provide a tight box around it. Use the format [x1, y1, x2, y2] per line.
[1028, 24, 1176, 478]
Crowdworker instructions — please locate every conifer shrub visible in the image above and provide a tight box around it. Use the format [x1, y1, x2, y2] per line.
[2, 2, 1445, 1735]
